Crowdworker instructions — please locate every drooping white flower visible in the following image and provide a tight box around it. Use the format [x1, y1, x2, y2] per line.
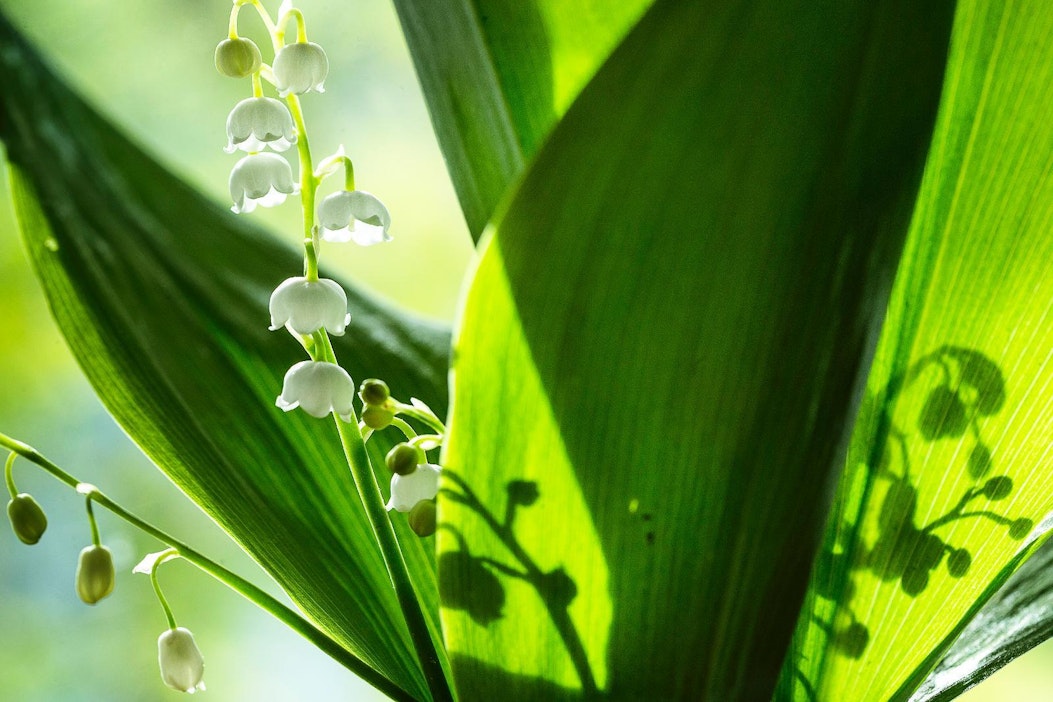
[269, 276, 350, 336]
[318, 190, 392, 245]
[386, 464, 441, 512]
[276, 361, 355, 421]
[273, 41, 329, 96]
[225, 97, 297, 153]
[158, 627, 206, 694]
[229, 153, 298, 214]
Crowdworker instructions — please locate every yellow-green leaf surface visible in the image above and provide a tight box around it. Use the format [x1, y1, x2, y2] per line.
[391, 0, 652, 238]
[0, 12, 446, 700]
[441, 1, 954, 699]
[782, 2, 1053, 700]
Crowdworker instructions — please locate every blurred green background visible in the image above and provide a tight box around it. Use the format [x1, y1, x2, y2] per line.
[0, 1, 1048, 700]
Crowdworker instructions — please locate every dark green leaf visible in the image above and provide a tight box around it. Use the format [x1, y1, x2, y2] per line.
[0, 11, 448, 699]
[440, 0, 953, 698]
[391, 0, 652, 238]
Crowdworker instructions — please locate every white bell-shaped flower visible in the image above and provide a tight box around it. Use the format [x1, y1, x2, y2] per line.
[318, 190, 392, 245]
[158, 627, 206, 694]
[276, 361, 355, 421]
[229, 153, 298, 214]
[386, 464, 441, 512]
[225, 97, 297, 153]
[273, 41, 329, 96]
[269, 276, 350, 335]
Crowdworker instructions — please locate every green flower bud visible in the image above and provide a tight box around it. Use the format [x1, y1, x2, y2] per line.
[215, 37, 262, 78]
[408, 499, 437, 537]
[359, 378, 390, 406]
[76, 544, 115, 605]
[386, 443, 423, 476]
[7, 493, 47, 545]
[362, 405, 394, 430]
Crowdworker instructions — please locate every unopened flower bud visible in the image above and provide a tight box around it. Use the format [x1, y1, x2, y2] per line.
[215, 37, 262, 78]
[76, 544, 115, 605]
[158, 627, 206, 693]
[7, 493, 47, 545]
[408, 499, 437, 537]
[359, 378, 390, 406]
[386, 443, 422, 476]
[362, 405, 394, 430]
[273, 41, 329, 96]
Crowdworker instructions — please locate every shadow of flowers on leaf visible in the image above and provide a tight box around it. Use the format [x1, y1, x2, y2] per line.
[440, 472, 597, 696]
[805, 346, 1030, 675]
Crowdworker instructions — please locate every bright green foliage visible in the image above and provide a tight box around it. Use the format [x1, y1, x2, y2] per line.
[391, 0, 652, 238]
[783, 2, 1053, 699]
[0, 12, 447, 700]
[439, 0, 954, 698]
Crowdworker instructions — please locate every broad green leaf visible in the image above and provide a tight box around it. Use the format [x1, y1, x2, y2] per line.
[0, 12, 448, 700]
[391, 0, 652, 238]
[910, 537, 1053, 701]
[782, 2, 1053, 699]
[440, 1, 953, 699]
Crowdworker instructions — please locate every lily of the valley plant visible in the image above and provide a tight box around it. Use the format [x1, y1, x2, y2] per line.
[2, 0, 1053, 700]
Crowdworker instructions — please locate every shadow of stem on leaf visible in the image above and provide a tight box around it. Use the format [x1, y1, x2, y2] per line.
[440, 470, 598, 697]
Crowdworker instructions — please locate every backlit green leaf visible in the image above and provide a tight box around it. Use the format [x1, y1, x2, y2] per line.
[782, 2, 1053, 699]
[910, 537, 1053, 701]
[440, 0, 953, 698]
[391, 0, 652, 238]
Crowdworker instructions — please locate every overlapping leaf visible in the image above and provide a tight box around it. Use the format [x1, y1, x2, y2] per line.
[439, 1, 954, 699]
[781, 2, 1053, 699]
[391, 0, 652, 238]
[0, 11, 448, 700]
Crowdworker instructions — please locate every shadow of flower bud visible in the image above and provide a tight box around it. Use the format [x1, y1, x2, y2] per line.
[439, 551, 505, 626]
[507, 480, 540, 507]
[947, 548, 971, 577]
[1009, 518, 1034, 540]
[981, 476, 1013, 501]
[918, 386, 968, 440]
[968, 444, 993, 478]
[831, 622, 869, 659]
[901, 567, 930, 597]
[541, 567, 577, 609]
[879, 480, 917, 532]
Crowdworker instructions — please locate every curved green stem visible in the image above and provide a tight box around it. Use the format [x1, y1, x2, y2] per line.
[314, 335, 452, 702]
[4, 452, 16, 498]
[394, 402, 447, 435]
[150, 548, 180, 630]
[227, 4, 241, 40]
[84, 494, 102, 547]
[278, 8, 309, 44]
[390, 417, 417, 441]
[0, 432, 414, 702]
